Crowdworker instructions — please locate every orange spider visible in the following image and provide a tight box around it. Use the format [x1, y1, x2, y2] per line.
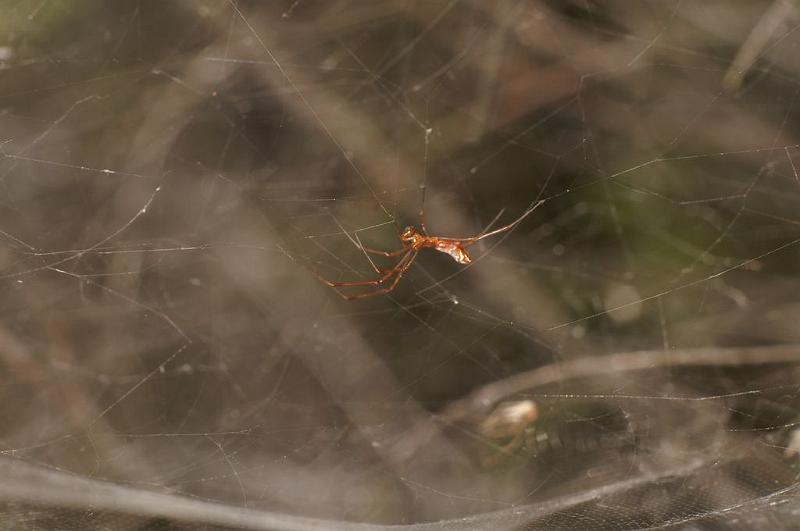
[315, 200, 544, 300]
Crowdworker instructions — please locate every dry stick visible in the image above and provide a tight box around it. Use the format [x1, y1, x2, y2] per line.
[448, 344, 800, 422]
[723, 0, 798, 91]
[0, 450, 729, 531]
[389, 344, 800, 460]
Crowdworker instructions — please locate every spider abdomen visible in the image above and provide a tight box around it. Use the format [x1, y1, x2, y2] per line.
[434, 240, 472, 264]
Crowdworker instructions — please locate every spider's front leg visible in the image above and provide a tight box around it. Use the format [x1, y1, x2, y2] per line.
[314, 265, 399, 289]
[338, 250, 419, 300]
[313, 249, 417, 300]
[360, 246, 409, 257]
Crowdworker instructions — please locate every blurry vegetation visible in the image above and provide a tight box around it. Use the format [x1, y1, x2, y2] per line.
[1, 1, 800, 529]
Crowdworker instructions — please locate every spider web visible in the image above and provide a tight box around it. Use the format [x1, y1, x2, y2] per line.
[1, 1, 800, 529]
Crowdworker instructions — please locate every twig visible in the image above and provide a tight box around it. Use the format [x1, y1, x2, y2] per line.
[724, 0, 799, 91]
[448, 344, 800, 422]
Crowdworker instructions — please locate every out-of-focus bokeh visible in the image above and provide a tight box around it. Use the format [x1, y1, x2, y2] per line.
[2, 1, 800, 529]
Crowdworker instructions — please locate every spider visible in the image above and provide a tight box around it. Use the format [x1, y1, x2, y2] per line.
[315, 199, 544, 300]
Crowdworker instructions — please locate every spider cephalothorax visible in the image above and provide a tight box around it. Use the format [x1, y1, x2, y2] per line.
[400, 226, 422, 246]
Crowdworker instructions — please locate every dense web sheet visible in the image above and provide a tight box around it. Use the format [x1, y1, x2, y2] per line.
[2, 1, 800, 529]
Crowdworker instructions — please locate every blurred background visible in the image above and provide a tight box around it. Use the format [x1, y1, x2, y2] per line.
[2, 0, 800, 529]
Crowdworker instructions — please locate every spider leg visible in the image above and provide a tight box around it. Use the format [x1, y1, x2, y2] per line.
[474, 208, 506, 240]
[418, 208, 429, 236]
[351, 233, 407, 275]
[418, 179, 430, 235]
[460, 199, 545, 246]
[314, 254, 406, 288]
[314, 248, 415, 298]
[352, 230, 409, 258]
[338, 250, 419, 300]
[360, 246, 409, 258]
